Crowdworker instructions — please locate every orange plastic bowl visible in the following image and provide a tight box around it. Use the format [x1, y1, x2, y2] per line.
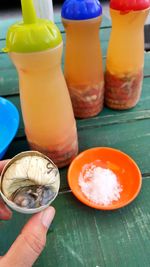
[68, 147, 142, 210]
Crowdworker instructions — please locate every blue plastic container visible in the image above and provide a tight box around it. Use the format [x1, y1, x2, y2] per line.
[0, 97, 19, 159]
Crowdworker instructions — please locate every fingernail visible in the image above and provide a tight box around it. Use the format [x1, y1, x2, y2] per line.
[41, 207, 55, 229]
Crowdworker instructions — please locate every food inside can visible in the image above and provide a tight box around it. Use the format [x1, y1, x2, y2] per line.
[0, 151, 60, 213]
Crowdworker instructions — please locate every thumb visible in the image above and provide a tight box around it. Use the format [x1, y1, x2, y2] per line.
[1, 206, 55, 267]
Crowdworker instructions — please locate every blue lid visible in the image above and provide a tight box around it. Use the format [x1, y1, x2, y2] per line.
[61, 0, 102, 20]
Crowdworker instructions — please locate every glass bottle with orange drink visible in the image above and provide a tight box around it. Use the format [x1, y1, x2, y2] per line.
[105, 0, 150, 110]
[61, 0, 104, 119]
[5, 0, 78, 168]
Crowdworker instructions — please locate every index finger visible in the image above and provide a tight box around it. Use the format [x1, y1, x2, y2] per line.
[0, 160, 9, 174]
[0, 160, 12, 220]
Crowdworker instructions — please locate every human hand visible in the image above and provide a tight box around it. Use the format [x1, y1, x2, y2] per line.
[0, 160, 55, 267]
[0, 160, 12, 220]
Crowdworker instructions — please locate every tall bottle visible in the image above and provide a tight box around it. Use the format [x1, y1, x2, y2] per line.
[5, 0, 78, 168]
[105, 0, 150, 110]
[33, 0, 54, 22]
[61, 0, 104, 119]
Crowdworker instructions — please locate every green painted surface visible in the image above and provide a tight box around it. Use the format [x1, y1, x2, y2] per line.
[2, 76, 150, 140]
[1, 28, 150, 98]
[4, 112, 150, 190]
[0, 11, 150, 267]
[1, 49, 150, 99]
[0, 177, 150, 266]
[0, 27, 111, 54]
[0, 14, 111, 38]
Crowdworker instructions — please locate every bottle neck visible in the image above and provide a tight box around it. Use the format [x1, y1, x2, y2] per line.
[62, 16, 102, 30]
[110, 9, 149, 30]
[106, 9, 149, 74]
[21, 0, 37, 24]
[9, 44, 63, 72]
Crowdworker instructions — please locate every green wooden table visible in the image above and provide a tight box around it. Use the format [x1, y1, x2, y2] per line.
[0, 12, 150, 267]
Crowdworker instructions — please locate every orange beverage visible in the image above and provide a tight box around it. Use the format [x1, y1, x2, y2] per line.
[5, 0, 78, 167]
[105, 0, 150, 110]
[9, 47, 78, 167]
[62, 0, 104, 118]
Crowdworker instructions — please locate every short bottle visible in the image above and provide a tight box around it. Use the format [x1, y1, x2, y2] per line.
[105, 0, 150, 110]
[61, 0, 104, 119]
[5, 0, 78, 168]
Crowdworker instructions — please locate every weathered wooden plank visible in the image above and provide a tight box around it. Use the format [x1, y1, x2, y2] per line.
[0, 14, 111, 39]
[0, 27, 111, 55]
[0, 68, 18, 95]
[0, 177, 150, 267]
[0, 15, 64, 39]
[77, 76, 150, 126]
[144, 51, 150, 76]
[40, 179, 150, 267]
[1, 50, 150, 98]
[78, 118, 150, 173]
[4, 115, 150, 191]
[0, 53, 14, 69]
[1, 51, 150, 82]
[0, 10, 149, 267]
[0, 18, 21, 39]
[0, 27, 110, 96]
[0, 29, 110, 96]
[2, 76, 150, 136]
[1, 29, 150, 67]
[1, 95, 24, 134]
[0, 16, 62, 39]
[1, 33, 150, 96]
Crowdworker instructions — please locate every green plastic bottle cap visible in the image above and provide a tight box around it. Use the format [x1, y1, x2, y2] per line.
[4, 0, 62, 53]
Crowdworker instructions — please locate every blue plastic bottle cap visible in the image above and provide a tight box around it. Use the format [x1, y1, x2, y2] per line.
[61, 0, 102, 20]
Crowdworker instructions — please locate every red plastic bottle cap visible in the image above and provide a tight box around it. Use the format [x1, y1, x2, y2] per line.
[110, 0, 150, 11]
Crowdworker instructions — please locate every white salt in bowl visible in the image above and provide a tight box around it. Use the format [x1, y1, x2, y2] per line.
[68, 147, 142, 210]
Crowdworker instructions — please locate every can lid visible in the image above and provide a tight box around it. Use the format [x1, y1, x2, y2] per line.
[4, 0, 62, 53]
[61, 0, 102, 20]
[110, 0, 150, 11]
